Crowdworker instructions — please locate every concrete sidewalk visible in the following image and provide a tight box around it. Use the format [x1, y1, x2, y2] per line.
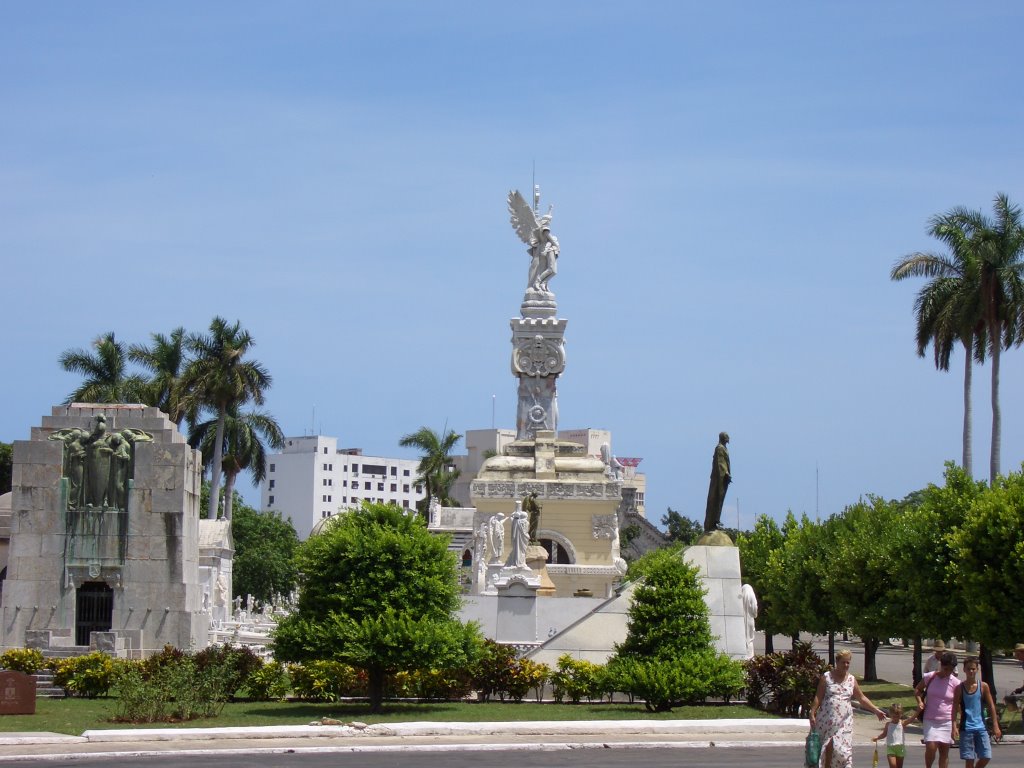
[0, 718, 813, 761]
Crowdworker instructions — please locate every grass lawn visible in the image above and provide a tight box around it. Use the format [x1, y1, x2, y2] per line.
[0, 698, 773, 736]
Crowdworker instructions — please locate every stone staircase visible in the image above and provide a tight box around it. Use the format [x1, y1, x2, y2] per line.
[32, 670, 65, 698]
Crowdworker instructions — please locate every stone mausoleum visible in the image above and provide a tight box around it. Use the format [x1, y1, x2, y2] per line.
[0, 404, 216, 657]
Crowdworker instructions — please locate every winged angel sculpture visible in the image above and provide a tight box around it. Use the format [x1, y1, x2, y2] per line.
[508, 189, 560, 295]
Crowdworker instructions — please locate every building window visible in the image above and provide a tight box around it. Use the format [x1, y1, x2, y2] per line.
[403, 484, 410, 493]
[329, 464, 333, 471]
[342, 480, 347, 487]
[269, 479, 275, 489]
[377, 483, 384, 492]
[364, 482, 371, 490]
[269, 464, 275, 472]
[352, 497, 359, 504]
[352, 464, 360, 473]
[390, 466, 397, 476]
[402, 499, 409, 508]
[415, 484, 423, 494]
[323, 447, 328, 454]
[390, 483, 397, 492]
[403, 469, 410, 476]
[268, 495, 275, 505]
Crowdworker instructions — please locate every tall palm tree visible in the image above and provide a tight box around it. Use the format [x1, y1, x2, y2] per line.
[398, 425, 462, 517]
[189, 407, 284, 520]
[892, 193, 1024, 484]
[181, 317, 272, 519]
[59, 332, 148, 404]
[891, 210, 985, 475]
[973, 193, 1024, 483]
[129, 327, 190, 427]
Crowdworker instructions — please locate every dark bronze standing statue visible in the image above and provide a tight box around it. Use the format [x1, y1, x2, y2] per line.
[704, 432, 731, 532]
[522, 492, 542, 543]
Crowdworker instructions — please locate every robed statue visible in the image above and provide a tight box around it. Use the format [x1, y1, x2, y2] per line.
[703, 432, 731, 532]
[508, 188, 560, 295]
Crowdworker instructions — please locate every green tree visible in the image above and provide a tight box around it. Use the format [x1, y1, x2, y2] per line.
[821, 498, 906, 681]
[272, 503, 481, 711]
[736, 515, 784, 653]
[230, 499, 299, 604]
[0, 441, 12, 495]
[59, 332, 148, 404]
[181, 318, 272, 520]
[891, 210, 985, 475]
[398, 426, 462, 517]
[129, 327, 190, 427]
[660, 507, 703, 544]
[616, 547, 713, 659]
[948, 467, 1024, 697]
[189, 407, 284, 520]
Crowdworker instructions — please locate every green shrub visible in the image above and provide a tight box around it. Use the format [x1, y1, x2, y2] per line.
[744, 641, 827, 717]
[111, 656, 233, 722]
[0, 648, 45, 674]
[606, 651, 745, 711]
[194, 644, 263, 697]
[47, 652, 118, 698]
[389, 667, 474, 700]
[549, 654, 604, 704]
[287, 661, 366, 701]
[244, 661, 291, 701]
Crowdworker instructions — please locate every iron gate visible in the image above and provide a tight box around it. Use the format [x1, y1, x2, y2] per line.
[75, 581, 113, 646]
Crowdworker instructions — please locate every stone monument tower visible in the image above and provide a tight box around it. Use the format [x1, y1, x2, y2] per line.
[470, 189, 625, 599]
[1, 404, 208, 656]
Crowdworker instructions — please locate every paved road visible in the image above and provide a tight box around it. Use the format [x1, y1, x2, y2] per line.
[7, 744, 1024, 768]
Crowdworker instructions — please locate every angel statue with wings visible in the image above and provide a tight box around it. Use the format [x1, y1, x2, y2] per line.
[508, 188, 560, 295]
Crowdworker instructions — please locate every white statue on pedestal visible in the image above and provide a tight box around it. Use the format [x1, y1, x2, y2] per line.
[487, 512, 506, 563]
[741, 583, 758, 658]
[505, 501, 529, 570]
[508, 188, 560, 296]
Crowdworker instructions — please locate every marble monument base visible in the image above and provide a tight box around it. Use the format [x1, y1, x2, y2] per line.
[683, 545, 749, 660]
[494, 567, 541, 645]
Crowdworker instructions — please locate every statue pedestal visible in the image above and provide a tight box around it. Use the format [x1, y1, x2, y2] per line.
[494, 570, 540, 645]
[682, 545, 750, 660]
[526, 544, 556, 597]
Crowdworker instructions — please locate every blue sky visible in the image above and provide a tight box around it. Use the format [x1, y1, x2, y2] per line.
[3, 2, 1023, 529]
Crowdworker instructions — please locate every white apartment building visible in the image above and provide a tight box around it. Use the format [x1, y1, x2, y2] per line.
[260, 435, 425, 540]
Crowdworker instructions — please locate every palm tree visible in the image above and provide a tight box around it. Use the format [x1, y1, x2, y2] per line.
[59, 332, 148, 404]
[129, 327, 190, 427]
[398, 426, 462, 517]
[973, 193, 1024, 483]
[891, 210, 985, 475]
[189, 407, 284, 520]
[181, 317, 272, 519]
[892, 193, 1024, 484]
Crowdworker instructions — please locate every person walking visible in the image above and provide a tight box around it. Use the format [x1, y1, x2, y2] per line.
[810, 649, 887, 768]
[915, 651, 962, 768]
[925, 642, 947, 674]
[952, 656, 1001, 768]
[873, 703, 916, 768]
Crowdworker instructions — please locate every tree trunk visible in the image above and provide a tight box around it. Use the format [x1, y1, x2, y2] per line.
[223, 472, 237, 520]
[962, 346, 973, 476]
[990, 340, 1001, 485]
[981, 643, 997, 700]
[912, 636, 923, 686]
[863, 637, 879, 681]
[208, 403, 227, 519]
[791, 634, 800, 650]
[765, 632, 774, 655]
[367, 666, 386, 713]
[828, 631, 835, 666]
